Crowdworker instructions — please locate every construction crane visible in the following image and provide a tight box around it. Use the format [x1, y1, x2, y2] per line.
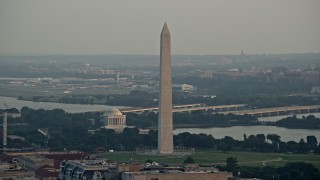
[2, 103, 21, 151]
[38, 128, 50, 149]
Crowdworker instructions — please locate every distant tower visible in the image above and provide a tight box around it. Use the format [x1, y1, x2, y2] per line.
[158, 23, 173, 154]
[3, 111, 7, 150]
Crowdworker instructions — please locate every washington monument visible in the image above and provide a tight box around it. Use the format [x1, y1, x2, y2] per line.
[158, 23, 173, 154]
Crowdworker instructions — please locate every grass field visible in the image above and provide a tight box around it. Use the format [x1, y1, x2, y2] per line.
[97, 150, 320, 169]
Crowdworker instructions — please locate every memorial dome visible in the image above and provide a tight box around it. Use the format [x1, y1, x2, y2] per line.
[103, 108, 122, 116]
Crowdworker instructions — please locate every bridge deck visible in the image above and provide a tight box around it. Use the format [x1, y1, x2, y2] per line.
[119, 104, 246, 113]
[223, 105, 320, 116]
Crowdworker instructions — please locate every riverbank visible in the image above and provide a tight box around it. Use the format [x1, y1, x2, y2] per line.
[2, 95, 320, 142]
[174, 125, 320, 142]
[174, 123, 320, 130]
[174, 124, 256, 128]
[0, 96, 124, 113]
[17, 95, 107, 105]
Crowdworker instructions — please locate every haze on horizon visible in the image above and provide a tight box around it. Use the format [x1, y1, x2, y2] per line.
[0, 0, 320, 55]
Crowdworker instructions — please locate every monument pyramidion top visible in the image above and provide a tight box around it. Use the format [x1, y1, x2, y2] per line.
[161, 22, 170, 35]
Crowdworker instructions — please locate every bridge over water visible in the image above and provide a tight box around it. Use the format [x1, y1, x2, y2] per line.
[118, 104, 320, 118]
[223, 105, 320, 117]
[119, 104, 246, 114]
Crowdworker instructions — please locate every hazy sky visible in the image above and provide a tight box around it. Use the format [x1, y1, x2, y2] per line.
[1, 0, 320, 55]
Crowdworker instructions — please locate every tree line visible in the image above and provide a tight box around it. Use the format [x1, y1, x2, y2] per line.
[126, 111, 320, 129]
[216, 157, 320, 179]
[2, 107, 320, 154]
[126, 111, 259, 128]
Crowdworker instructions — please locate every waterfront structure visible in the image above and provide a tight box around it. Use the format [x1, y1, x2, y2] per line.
[158, 23, 173, 154]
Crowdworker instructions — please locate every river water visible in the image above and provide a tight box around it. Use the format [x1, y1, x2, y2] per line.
[174, 125, 320, 142]
[0, 96, 121, 113]
[1, 96, 319, 142]
[174, 113, 320, 142]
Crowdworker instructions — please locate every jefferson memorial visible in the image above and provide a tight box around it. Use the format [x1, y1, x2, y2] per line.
[101, 108, 126, 132]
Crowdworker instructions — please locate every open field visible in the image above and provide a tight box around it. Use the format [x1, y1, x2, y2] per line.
[97, 150, 320, 169]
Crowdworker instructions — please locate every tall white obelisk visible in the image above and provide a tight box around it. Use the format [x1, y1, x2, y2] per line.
[158, 23, 173, 154]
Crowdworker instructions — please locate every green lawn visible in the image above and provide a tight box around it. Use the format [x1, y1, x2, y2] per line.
[97, 150, 320, 169]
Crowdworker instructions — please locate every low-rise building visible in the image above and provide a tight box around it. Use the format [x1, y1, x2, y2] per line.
[58, 160, 117, 180]
[172, 84, 196, 92]
[35, 165, 59, 179]
[18, 155, 54, 170]
[122, 170, 233, 180]
[117, 163, 143, 173]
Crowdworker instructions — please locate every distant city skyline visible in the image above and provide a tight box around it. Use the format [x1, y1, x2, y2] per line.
[0, 0, 320, 55]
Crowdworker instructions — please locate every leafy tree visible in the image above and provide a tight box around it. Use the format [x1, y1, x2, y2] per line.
[298, 138, 308, 153]
[226, 156, 238, 175]
[267, 134, 281, 144]
[256, 134, 266, 142]
[145, 159, 153, 163]
[184, 156, 195, 164]
[307, 135, 318, 149]
[315, 143, 320, 154]
[277, 162, 320, 179]
[72, 125, 89, 139]
[243, 133, 247, 141]
[276, 115, 320, 129]
[143, 130, 158, 148]
[123, 127, 140, 137]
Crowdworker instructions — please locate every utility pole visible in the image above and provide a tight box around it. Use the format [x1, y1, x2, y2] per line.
[3, 103, 9, 152]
